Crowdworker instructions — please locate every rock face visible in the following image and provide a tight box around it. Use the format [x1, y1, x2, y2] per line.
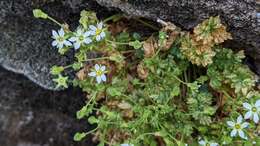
[0, 0, 109, 90]
[0, 0, 259, 90]
[0, 67, 95, 146]
[96, 0, 260, 74]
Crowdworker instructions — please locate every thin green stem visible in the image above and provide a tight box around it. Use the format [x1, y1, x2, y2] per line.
[106, 39, 129, 45]
[63, 57, 109, 70]
[184, 71, 188, 83]
[222, 90, 232, 99]
[64, 64, 73, 69]
[135, 18, 159, 31]
[103, 14, 123, 23]
[85, 56, 110, 62]
[85, 92, 97, 108]
[47, 16, 63, 28]
[84, 126, 99, 135]
[136, 132, 155, 141]
[173, 75, 188, 85]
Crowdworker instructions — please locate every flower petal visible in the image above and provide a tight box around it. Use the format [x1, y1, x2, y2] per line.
[95, 64, 100, 71]
[76, 29, 83, 35]
[198, 140, 206, 145]
[237, 115, 243, 123]
[52, 30, 58, 38]
[89, 30, 96, 36]
[74, 42, 81, 50]
[120, 144, 133, 146]
[96, 76, 102, 84]
[96, 35, 101, 41]
[84, 38, 92, 44]
[255, 99, 260, 107]
[230, 129, 237, 137]
[101, 74, 106, 82]
[253, 113, 259, 123]
[243, 102, 252, 110]
[57, 43, 63, 49]
[69, 37, 77, 42]
[244, 111, 252, 119]
[227, 121, 235, 127]
[88, 72, 96, 77]
[241, 122, 249, 128]
[89, 25, 96, 31]
[238, 130, 247, 139]
[52, 40, 58, 47]
[100, 65, 106, 71]
[210, 143, 218, 146]
[100, 31, 106, 38]
[84, 31, 91, 37]
[64, 40, 72, 46]
[97, 22, 103, 29]
[58, 28, 65, 36]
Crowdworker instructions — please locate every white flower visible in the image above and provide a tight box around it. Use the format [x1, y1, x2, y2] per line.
[89, 22, 106, 41]
[243, 100, 260, 123]
[69, 28, 92, 50]
[198, 139, 218, 146]
[227, 115, 249, 139]
[51, 28, 72, 49]
[88, 64, 107, 84]
[120, 144, 134, 146]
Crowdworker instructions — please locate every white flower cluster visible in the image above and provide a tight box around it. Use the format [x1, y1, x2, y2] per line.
[88, 64, 107, 84]
[226, 99, 260, 140]
[51, 23, 107, 84]
[51, 22, 106, 50]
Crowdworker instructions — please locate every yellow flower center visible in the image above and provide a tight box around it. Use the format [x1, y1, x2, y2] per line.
[206, 143, 210, 146]
[252, 107, 257, 112]
[235, 124, 241, 129]
[79, 35, 84, 41]
[96, 70, 103, 76]
[96, 29, 102, 36]
[58, 37, 64, 42]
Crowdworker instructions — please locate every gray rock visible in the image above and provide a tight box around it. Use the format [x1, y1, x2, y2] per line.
[96, 0, 260, 74]
[0, 0, 108, 90]
[0, 67, 95, 146]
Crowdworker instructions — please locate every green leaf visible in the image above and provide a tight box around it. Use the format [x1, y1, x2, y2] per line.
[76, 105, 93, 119]
[132, 32, 141, 40]
[58, 47, 69, 55]
[209, 78, 222, 89]
[129, 40, 143, 49]
[170, 85, 180, 97]
[79, 10, 97, 29]
[88, 116, 99, 124]
[116, 32, 130, 43]
[97, 142, 105, 146]
[109, 54, 125, 63]
[50, 66, 64, 75]
[76, 106, 87, 119]
[72, 62, 83, 71]
[106, 87, 122, 97]
[52, 74, 68, 89]
[73, 132, 87, 141]
[33, 9, 48, 19]
[159, 31, 167, 40]
[187, 82, 200, 92]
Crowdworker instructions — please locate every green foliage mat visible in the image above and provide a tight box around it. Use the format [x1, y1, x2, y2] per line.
[34, 9, 260, 146]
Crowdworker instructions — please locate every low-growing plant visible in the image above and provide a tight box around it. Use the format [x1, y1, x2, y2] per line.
[33, 9, 260, 146]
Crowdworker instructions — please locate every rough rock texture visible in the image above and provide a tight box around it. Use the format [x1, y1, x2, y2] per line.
[0, 67, 95, 146]
[0, 0, 109, 90]
[96, 0, 260, 74]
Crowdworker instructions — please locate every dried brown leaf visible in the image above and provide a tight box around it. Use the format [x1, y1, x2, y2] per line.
[137, 62, 149, 79]
[143, 36, 157, 58]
